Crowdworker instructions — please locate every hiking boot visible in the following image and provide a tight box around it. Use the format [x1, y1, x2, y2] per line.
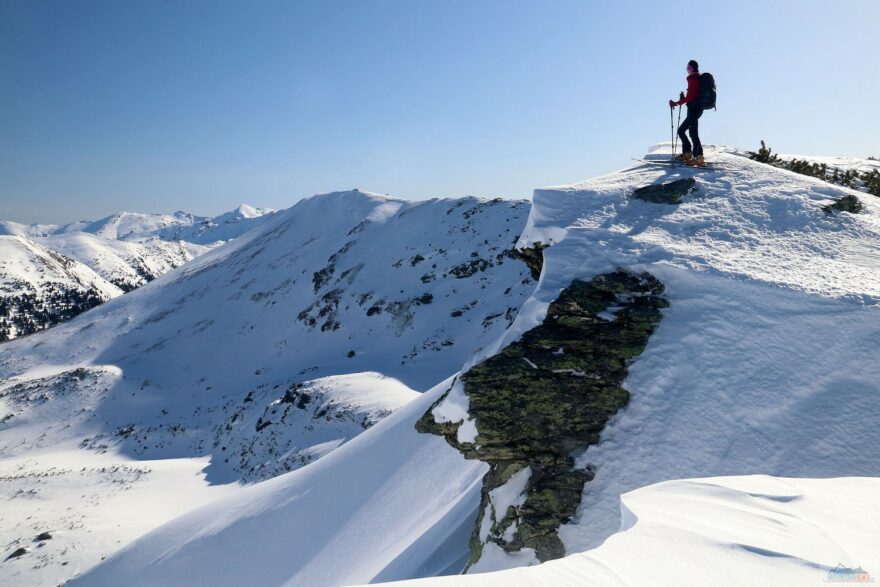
[686, 155, 706, 167]
[675, 152, 693, 162]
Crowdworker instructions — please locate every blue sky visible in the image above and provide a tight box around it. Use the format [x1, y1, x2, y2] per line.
[1, 0, 878, 223]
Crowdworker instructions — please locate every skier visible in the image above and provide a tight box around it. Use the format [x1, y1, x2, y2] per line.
[669, 59, 705, 167]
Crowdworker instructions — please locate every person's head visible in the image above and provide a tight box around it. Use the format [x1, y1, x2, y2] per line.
[687, 60, 699, 74]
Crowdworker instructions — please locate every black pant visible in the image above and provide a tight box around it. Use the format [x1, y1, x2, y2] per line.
[678, 105, 703, 157]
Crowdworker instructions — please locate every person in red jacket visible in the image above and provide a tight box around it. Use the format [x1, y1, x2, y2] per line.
[669, 60, 704, 167]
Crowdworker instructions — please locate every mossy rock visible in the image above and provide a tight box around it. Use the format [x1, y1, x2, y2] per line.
[416, 270, 668, 567]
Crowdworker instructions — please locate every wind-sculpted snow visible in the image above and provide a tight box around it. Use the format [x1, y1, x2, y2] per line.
[519, 145, 880, 301]
[374, 476, 880, 587]
[0, 190, 533, 585]
[68, 146, 880, 587]
[509, 144, 880, 561]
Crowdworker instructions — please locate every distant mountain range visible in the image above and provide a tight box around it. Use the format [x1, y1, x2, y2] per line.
[0, 204, 275, 342]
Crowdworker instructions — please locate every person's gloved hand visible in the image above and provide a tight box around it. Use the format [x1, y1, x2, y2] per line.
[669, 99, 676, 108]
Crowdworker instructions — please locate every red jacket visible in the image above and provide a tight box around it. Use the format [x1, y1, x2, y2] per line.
[674, 73, 700, 106]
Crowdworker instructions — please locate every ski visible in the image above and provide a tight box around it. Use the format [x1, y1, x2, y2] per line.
[631, 158, 719, 169]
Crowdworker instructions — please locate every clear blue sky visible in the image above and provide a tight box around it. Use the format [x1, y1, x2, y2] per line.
[1, 0, 878, 224]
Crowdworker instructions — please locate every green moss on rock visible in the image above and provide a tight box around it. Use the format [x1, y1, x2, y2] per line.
[416, 270, 668, 566]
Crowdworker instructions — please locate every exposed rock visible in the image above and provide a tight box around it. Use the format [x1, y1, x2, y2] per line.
[632, 178, 696, 204]
[448, 258, 492, 279]
[417, 270, 668, 565]
[511, 242, 547, 281]
[35, 531, 53, 541]
[823, 194, 863, 214]
[5, 547, 28, 561]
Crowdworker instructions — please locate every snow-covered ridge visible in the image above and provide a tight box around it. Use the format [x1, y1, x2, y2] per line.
[0, 203, 275, 244]
[66, 145, 880, 587]
[0, 190, 534, 586]
[0, 204, 274, 341]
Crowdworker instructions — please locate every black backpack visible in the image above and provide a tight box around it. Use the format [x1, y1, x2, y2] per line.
[699, 72, 716, 110]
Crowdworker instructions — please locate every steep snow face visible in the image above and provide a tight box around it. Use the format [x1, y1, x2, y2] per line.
[373, 476, 880, 587]
[0, 235, 123, 341]
[0, 191, 532, 585]
[68, 147, 880, 587]
[67, 376, 490, 587]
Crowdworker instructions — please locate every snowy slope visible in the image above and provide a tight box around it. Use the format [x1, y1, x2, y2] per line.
[0, 235, 123, 341]
[0, 204, 273, 341]
[0, 233, 205, 341]
[0, 191, 533, 585]
[66, 375, 488, 587]
[37, 232, 207, 292]
[375, 476, 880, 587]
[70, 145, 880, 587]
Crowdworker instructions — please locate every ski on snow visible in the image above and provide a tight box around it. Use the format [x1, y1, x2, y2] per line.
[631, 158, 719, 170]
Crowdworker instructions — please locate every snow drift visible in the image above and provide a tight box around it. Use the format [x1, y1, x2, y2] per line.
[66, 145, 880, 586]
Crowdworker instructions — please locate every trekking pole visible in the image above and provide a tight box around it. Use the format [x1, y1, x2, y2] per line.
[670, 106, 675, 163]
[674, 106, 682, 166]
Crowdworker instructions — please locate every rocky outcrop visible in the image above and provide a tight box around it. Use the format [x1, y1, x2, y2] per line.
[632, 178, 696, 204]
[511, 242, 547, 281]
[823, 194, 863, 214]
[417, 270, 668, 565]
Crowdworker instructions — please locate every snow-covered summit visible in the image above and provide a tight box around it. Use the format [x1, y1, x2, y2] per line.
[518, 144, 880, 300]
[214, 203, 276, 223]
[64, 145, 880, 587]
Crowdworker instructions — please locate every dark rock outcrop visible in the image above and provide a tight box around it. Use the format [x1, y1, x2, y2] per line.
[632, 178, 696, 204]
[823, 194, 863, 214]
[417, 270, 668, 565]
[511, 242, 547, 281]
[5, 547, 28, 561]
